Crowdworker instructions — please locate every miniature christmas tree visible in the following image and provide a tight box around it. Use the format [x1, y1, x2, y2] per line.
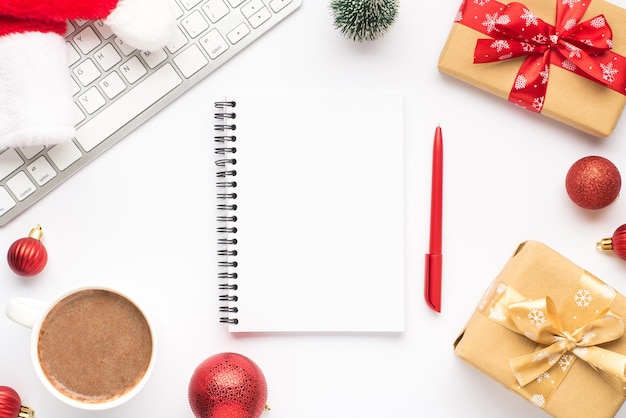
[330, 0, 399, 42]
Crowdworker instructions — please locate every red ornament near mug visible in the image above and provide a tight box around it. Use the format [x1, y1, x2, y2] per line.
[0, 386, 34, 418]
[188, 352, 268, 418]
[7, 225, 47, 277]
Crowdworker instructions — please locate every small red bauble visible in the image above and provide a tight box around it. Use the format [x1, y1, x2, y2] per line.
[7, 225, 48, 277]
[597, 224, 626, 260]
[0, 386, 34, 418]
[565, 156, 621, 209]
[188, 352, 268, 418]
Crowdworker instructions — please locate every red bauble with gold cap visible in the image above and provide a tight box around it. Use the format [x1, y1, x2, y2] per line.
[0, 386, 34, 418]
[598, 224, 626, 260]
[7, 225, 47, 277]
[188, 353, 268, 418]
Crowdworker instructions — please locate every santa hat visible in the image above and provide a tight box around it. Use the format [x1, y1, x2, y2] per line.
[0, 0, 176, 148]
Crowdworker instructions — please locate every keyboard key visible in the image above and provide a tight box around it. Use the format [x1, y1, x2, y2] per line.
[100, 72, 127, 99]
[73, 26, 102, 54]
[201, 29, 229, 59]
[0, 187, 16, 216]
[246, 7, 271, 28]
[167, 27, 189, 54]
[182, 10, 209, 38]
[48, 141, 83, 171]
[75, 64, 182, 152]
[73, 58, 101, 86]
[119, 56, 148, 84]
[114, 36, 136, 56]
[227, 0, 246, 7]
[7, 171, 36, 201]
[20, 145, 45, 160]
[93, 19, 114, 39]
[27, 157, 57, 186]
[180, 0, 203, 9]
[94, 43, 122, 71]
[270, 0, 293, 12]
[174, 45, 209, 78]
[241, 0, 265, 18]
[140, 49, 168, 69]
[78, 87, 107, 114]
[0, 148, 24, 181]
[226, 23, 250, 44]
[203, 0, 230, 23]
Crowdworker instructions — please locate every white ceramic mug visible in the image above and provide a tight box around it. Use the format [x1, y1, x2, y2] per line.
[6, 286, 156, 410]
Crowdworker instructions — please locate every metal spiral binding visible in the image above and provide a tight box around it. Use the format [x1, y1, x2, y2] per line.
[215, 100, 239, 325]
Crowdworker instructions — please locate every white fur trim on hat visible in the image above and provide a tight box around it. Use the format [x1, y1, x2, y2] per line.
[0, 31, 75, 148]
[105, 0, 177, 52]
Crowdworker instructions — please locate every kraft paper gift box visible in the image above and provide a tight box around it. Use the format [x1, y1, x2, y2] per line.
[454, 241, 626, 418]
[438, 0, 626, 138]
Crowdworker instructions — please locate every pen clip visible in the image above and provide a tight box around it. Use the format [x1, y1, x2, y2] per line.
[425, 253, 442, 312]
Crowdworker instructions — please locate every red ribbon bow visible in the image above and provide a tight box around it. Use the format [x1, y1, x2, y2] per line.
[465, 0, 626, 112]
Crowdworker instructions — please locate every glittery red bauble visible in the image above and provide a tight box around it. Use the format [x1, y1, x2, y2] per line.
[565, 156, 621, 209]
[7, 225, 47, 277]
[188, 353, 268, 418]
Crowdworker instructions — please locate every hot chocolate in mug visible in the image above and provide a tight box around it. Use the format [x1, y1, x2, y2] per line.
[6, 286, 156, 410]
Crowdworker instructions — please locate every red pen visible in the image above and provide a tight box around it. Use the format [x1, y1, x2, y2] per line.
[425, 125, 443, 312]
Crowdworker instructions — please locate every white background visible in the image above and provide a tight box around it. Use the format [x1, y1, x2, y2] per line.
[3, 1, 626, 417]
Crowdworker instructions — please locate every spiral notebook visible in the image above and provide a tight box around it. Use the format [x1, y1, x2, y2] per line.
[215, 91, 405, 333]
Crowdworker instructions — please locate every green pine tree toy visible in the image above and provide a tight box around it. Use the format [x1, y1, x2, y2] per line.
[330, 0, 399, 42]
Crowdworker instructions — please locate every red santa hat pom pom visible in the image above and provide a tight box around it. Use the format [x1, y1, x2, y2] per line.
[105, 0, 177, 51]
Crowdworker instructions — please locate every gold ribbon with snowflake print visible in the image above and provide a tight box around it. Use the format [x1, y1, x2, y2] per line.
[477, 274, 626, 408]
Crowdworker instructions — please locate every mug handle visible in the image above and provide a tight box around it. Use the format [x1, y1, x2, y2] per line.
[6, 297, 48, 329]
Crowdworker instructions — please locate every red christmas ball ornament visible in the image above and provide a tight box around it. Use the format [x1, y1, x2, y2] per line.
[565, 156, 621, 209]
[188, 352, 268, 418]
[7, 225, 48, 277]
[0, 386, 34, 418]
[597, 224, 626, 260]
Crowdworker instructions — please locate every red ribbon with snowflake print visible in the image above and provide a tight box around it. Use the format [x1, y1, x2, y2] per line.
[458, 0, 626, 112]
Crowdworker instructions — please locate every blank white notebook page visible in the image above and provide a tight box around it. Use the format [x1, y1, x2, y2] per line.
[216, 91, 405, 333]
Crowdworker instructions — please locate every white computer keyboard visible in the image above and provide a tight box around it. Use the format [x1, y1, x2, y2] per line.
[0, 0, 302, 226]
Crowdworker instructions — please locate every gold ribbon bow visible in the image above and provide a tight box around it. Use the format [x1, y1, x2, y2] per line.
[478, 274, 626, 407]
[508, 297, 626, 390]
